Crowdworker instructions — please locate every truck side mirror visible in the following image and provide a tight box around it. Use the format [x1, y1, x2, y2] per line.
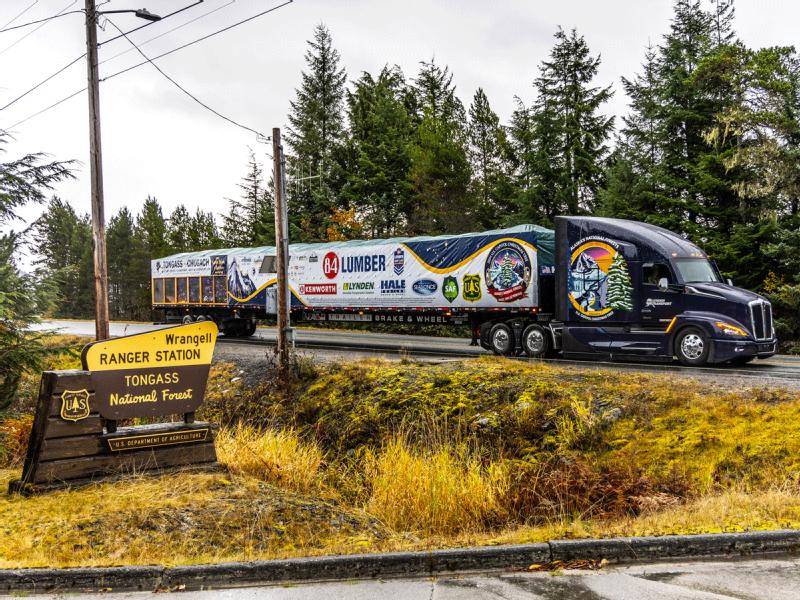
[726, 278, 733, 286]
[658, 277, 669, 292]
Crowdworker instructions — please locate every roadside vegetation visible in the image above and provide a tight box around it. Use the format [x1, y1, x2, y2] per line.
[2, 337, 800, 568]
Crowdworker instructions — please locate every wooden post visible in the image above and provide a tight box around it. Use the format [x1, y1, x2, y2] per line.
[85, 0, 110, 341]
[272, 128, 289, 370]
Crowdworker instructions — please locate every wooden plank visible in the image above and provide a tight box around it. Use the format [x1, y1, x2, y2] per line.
[39, 435, 105, 462]
[17, 372, 57, 486]
[44, 415, 104, 439]
[48, 371, 92, 395]
[48, 394, 97, 417]
[33, 442, 217, 483]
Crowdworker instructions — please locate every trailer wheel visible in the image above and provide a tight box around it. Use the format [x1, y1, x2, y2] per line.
[182, 315, 193, 325]
[478, 321, 493, 351]
[675, 326, 710, 366]
[195, 315, 207, 322]
[489, 323, 514, 356]
[521, 324, 549, 358]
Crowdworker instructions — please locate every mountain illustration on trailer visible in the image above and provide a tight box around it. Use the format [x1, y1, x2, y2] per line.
[227, 258, 257, 299]
[569, 244, 633, 313]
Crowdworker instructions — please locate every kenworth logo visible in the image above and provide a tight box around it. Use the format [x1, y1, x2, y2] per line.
[412, 279, 437, 295]
[380, 280, 406, 294]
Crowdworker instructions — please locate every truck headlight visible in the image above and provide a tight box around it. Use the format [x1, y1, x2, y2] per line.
[714, 321, 748, 337]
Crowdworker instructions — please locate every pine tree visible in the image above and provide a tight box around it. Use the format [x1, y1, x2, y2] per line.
[499, 255, 515, 287]
[221, 151, 274, 247]
[467, 88, 510, 228]
[532, 27, 614, 216]
[407, 60, 473, 234]
[341, 66, 413, 237]
[286, 23, 347, 241]
[166, 204, 192, 253]
[136, 196, 169, 258]
[606, 253, 634, 311]
[187, 209, 220, 250]
[710, 0, 736, 46]
[107, 207, 142, 319]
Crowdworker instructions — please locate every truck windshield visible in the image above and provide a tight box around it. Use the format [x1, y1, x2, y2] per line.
[673, 258, 721, 283]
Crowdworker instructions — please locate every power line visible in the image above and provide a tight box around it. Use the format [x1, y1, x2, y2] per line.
[105, 17, 266, 138]
[3, 0, 293, 131]
[100, 0, 236, 66]
[0, 53, 85, 111]
[0, 6, 81, 35]
[0, 0, 77, 56]
[0, 1, 39, 31]
[97, 0, 206, 47]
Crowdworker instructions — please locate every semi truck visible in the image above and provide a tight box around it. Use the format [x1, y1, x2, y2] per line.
[151, 216, 777, 366]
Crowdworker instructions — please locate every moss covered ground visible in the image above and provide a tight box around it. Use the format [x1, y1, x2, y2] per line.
[1, 338, 800, 568]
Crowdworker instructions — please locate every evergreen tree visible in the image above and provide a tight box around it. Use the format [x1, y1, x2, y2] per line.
[407, 60, 472, 234]
[221, 151, 274, 247]
[467, 88, 510, 228]
[606, 253, 634, 311]
[166, 204, 192, 253]
[107, 207, 142, 319]
[136, 196, 169, 258]
[710, 0, 736, 46]
[187, 209, 220, 250]
[531, 27, 614, 216]
[341, 65, 414, 237]
[286, 23, 347, 241]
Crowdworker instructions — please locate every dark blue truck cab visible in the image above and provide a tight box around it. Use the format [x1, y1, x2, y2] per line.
[552, 216, 777, 366]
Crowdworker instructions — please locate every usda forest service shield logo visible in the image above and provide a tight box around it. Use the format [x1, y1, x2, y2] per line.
[463, 274, 481, 302]
[60, 389, 91, 422]
[442, 276, 458, 303]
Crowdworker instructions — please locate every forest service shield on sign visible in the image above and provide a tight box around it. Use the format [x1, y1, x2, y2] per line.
[60, 389, 91, 421]
[463, 274, 482, 302]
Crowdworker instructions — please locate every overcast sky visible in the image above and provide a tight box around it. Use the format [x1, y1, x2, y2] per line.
[2, 0, 798, 234]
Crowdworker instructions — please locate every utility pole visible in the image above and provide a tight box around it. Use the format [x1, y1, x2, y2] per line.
[85, 0, 110, 341]
[272, 127, 289, 369]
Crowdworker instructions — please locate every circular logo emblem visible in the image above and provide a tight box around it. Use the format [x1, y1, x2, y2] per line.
[567, 240, 632, 320]
[484, 241, 531, 302]
[322, 252, 339, 279]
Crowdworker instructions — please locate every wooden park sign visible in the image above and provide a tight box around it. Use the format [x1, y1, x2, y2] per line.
[9, 322, 220, 495]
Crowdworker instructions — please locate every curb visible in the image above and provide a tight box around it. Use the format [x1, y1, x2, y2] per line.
[1, 530, 798, 594]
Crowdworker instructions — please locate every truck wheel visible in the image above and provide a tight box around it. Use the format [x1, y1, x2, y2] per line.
[489, 323, 514, 356]
[522, 324, 549, 358]
[675, 327, 710, 366]
[182, 315, 193, 325]
[478, 321, 493, 351]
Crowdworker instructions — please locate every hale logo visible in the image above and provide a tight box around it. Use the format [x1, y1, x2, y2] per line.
[463, 274, 482, 302]
[60, 389, 90, 422]
[442, 276, 458, 303]
[393, 248, 405, 275]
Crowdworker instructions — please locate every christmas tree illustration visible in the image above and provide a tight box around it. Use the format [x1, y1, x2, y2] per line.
[499, 254, 515, 287]
[606, 253, 633, 311]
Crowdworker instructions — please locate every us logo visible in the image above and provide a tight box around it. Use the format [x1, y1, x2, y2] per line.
[60, 389, 91, 422]
[463, 274, 482, 302]
[393, 248, 405, 275]
[442, 276, 458, 303]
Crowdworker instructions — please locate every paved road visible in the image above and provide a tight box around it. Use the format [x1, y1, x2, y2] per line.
[32, 320, 800, 385]
[7, 556, 800, 599]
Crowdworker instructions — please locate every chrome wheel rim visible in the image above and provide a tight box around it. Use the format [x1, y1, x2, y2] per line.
[525, 329, 545, 354]
[681, 333, 704, 360]
[493, 329, 510, 351]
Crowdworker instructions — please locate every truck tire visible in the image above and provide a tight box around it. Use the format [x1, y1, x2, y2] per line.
[675, 326, 710, 366]
[182, 314, 193, 325]
[489, 323, 514, 356]
[521, 324, 549, 358]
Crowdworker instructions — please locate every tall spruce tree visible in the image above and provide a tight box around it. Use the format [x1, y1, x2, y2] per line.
[107, 207, 143, 319]
[187, 208, 220, 250]
[467, 88, 510, 228]
[166, 204, 192, 253]
[221, 151, 274, 247]
[407, 60, 472, 234]
[341, 65, 414, 238]
[286, 23, 347, 241]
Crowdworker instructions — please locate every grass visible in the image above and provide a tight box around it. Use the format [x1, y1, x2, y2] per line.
[2, 341, 800, 569]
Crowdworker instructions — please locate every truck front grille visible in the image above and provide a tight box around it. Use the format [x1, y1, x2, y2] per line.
[749, 300, 773, 340]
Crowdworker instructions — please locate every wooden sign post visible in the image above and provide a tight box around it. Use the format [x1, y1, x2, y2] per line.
[10, 322, 220, 495]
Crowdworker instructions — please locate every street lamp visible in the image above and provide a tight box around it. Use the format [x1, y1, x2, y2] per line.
[84, 1, 162, 341]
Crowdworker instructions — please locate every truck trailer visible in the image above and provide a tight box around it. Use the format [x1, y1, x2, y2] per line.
[151, 216, 777, 366]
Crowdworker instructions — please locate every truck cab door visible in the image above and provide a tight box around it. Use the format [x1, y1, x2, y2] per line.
[640, 262, 683, 328]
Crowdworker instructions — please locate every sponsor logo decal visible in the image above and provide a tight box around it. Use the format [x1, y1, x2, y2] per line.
[300, 283, 337, 295]
[211, 255, 227, 276]
[309, 253, 319, 263]
[567, 237, 633, 320]
[645, 298, 672, 308]
[412, 279, 437, 296]
[380, 280, 406, 294]
[60, 388, 91, 421]
[442, 276, 458, 303]
[484, 241, 531, 303]
[393, 248, 405, 275]
[343, 281, 376, 293]
[322, 252, 339, 279]
[462, 274, 482, 302]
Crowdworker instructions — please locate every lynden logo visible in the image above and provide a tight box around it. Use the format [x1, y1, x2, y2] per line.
[300, 283, 337, 295]
[343, 281, 376, 293]
[380, 280, 406, 294]
[412, 279, 437, 296]
[323, 252, 339, 279]
[393, 248, 405, 275]
[60, 389, 91, 422]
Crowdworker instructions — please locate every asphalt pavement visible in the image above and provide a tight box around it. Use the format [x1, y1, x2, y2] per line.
[6, 556, 800, 599]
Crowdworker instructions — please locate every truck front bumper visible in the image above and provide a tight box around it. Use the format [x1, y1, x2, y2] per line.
[712, 337, 778, 362]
